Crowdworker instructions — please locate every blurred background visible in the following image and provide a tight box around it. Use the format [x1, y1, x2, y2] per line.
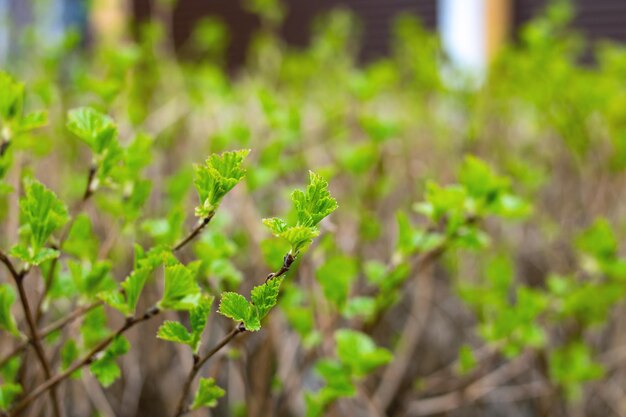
[3, 1, 626, 417]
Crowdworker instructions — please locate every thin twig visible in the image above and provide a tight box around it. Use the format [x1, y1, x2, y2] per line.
[0, 252, 63, 417]
[174, 252, 297, 416]
[8, 306, 161, 417]
[173, 324, 245, 417]
[173, 214, 214, 252]
[0, 301, 102, 368]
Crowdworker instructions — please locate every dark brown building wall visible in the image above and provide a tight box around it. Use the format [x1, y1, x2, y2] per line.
[513, 0, 626, 43]
[133, 0, 438, 68]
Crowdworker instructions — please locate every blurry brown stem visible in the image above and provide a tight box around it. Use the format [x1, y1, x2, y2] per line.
[173, 324, 245, 417]
[0, 252, 62, 417]
[8, 306, 161, 417]
[373, 246, 443, 411]
[0, 301, 102, 368]
[174, 252, 296, 416]
[173, 214, 215, 252]
[0, 139, 10, 157]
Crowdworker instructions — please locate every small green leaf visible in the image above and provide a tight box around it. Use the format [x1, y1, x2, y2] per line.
[20, 179, 69, 252]
[0, 383, 22, 411]
[159, 264, 201, 310]
[66, 107, 117, 153]
[190, 295, 214, 336]
[157, 321, 193, 345]
[279, 226, 319, 253]
[218, 292, 251, 323]
[262, 217, 288, 235]
[193, 149, 250, 217]
[250, 277, 283, 320]
[0, 284, 19, 337]
[191, 377, 225, 410]
[18, 111, 47, 132]
[291, 171, 338, 228]
[335, 329, 393, 378]
[121, 268, 150, 315]
[89, 336, 130, 387]
[30, 247, 60, 265]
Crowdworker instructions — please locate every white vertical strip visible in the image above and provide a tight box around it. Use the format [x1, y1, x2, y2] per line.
[439, 0, 486, 75]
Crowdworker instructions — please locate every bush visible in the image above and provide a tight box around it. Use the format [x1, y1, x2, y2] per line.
[1, 2, 626, 416]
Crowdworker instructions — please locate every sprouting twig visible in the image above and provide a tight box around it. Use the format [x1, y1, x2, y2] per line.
[0, 252, 62, 417]
[0, 301, 102, 368]
[174, 252, 297, 416]
[8, 306, 161, 417]
[173, 214, 215, 252]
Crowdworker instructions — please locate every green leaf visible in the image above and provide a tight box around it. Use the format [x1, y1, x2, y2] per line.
[159, 264, 201, 310]
[218, 292, 260, 331]
[219, 292, 251, 322]
[0, 383, 22, 411]
[30, 247, 60, 266]
[60, 340, 80, 379]
[316, 255, 357, 308]
[250, 277, 283, 320]
[335, 329, 392, 378]
[190, 295, 214, 336]
[262, 217, 288, 235]
[0, 71, 24, 122]
[193, 149, 250, 217]
[291, 171, 338, 228]
[20, 179, 69, 252]
[66, 107, 117, 153]
[157, 321, 192, 345]
[0, 284, 19, 337]
[191, 377, 225, 410]
[18, 111, 47, 133]
[89, 336, 130, 387]
[121, 268, 150, 315]
[279, 226, 319, 253]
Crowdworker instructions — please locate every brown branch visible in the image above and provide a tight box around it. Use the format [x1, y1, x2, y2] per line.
[173, 324, 245, 417]
[0, 301, 102, 368]
[8, 306, 161, 417]
[173, 214, 215, 252]
[0, 252, 63, 417]
[373, 246, 442, 411]
[406, 352, 534, 416]
[0, 139, 10, 158]
[174, 252, 296, 416]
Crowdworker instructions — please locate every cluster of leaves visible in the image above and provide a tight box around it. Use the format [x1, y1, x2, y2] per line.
[263, 171, 338, 254]
[306, 330, 392, 417]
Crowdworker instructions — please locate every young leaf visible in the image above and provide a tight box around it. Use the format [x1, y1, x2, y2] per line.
[218, 292, 260, 331]
[89, 336, 130, 387]
[0, 383, 22, 411]
[278, 226, 319, 254]
[250, 277, 283, 320]
[291, 171, 338, 228]
[20, 179, 69, 254]
[156, 321, 193, 345]
[193, 149, 250, 218]
[190, 295, 214, 337]
[335, 329, 393, 378]
[0, 284, 19, 337]
[218, 292, 252, 323]
[262, 217, 288, 235]
[121, 268, 150, 315]
[0, 71, 24, 123]
[159, 264, 201, 310]
[66, 107, 117, 153]
[191, 377, 225, 410]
